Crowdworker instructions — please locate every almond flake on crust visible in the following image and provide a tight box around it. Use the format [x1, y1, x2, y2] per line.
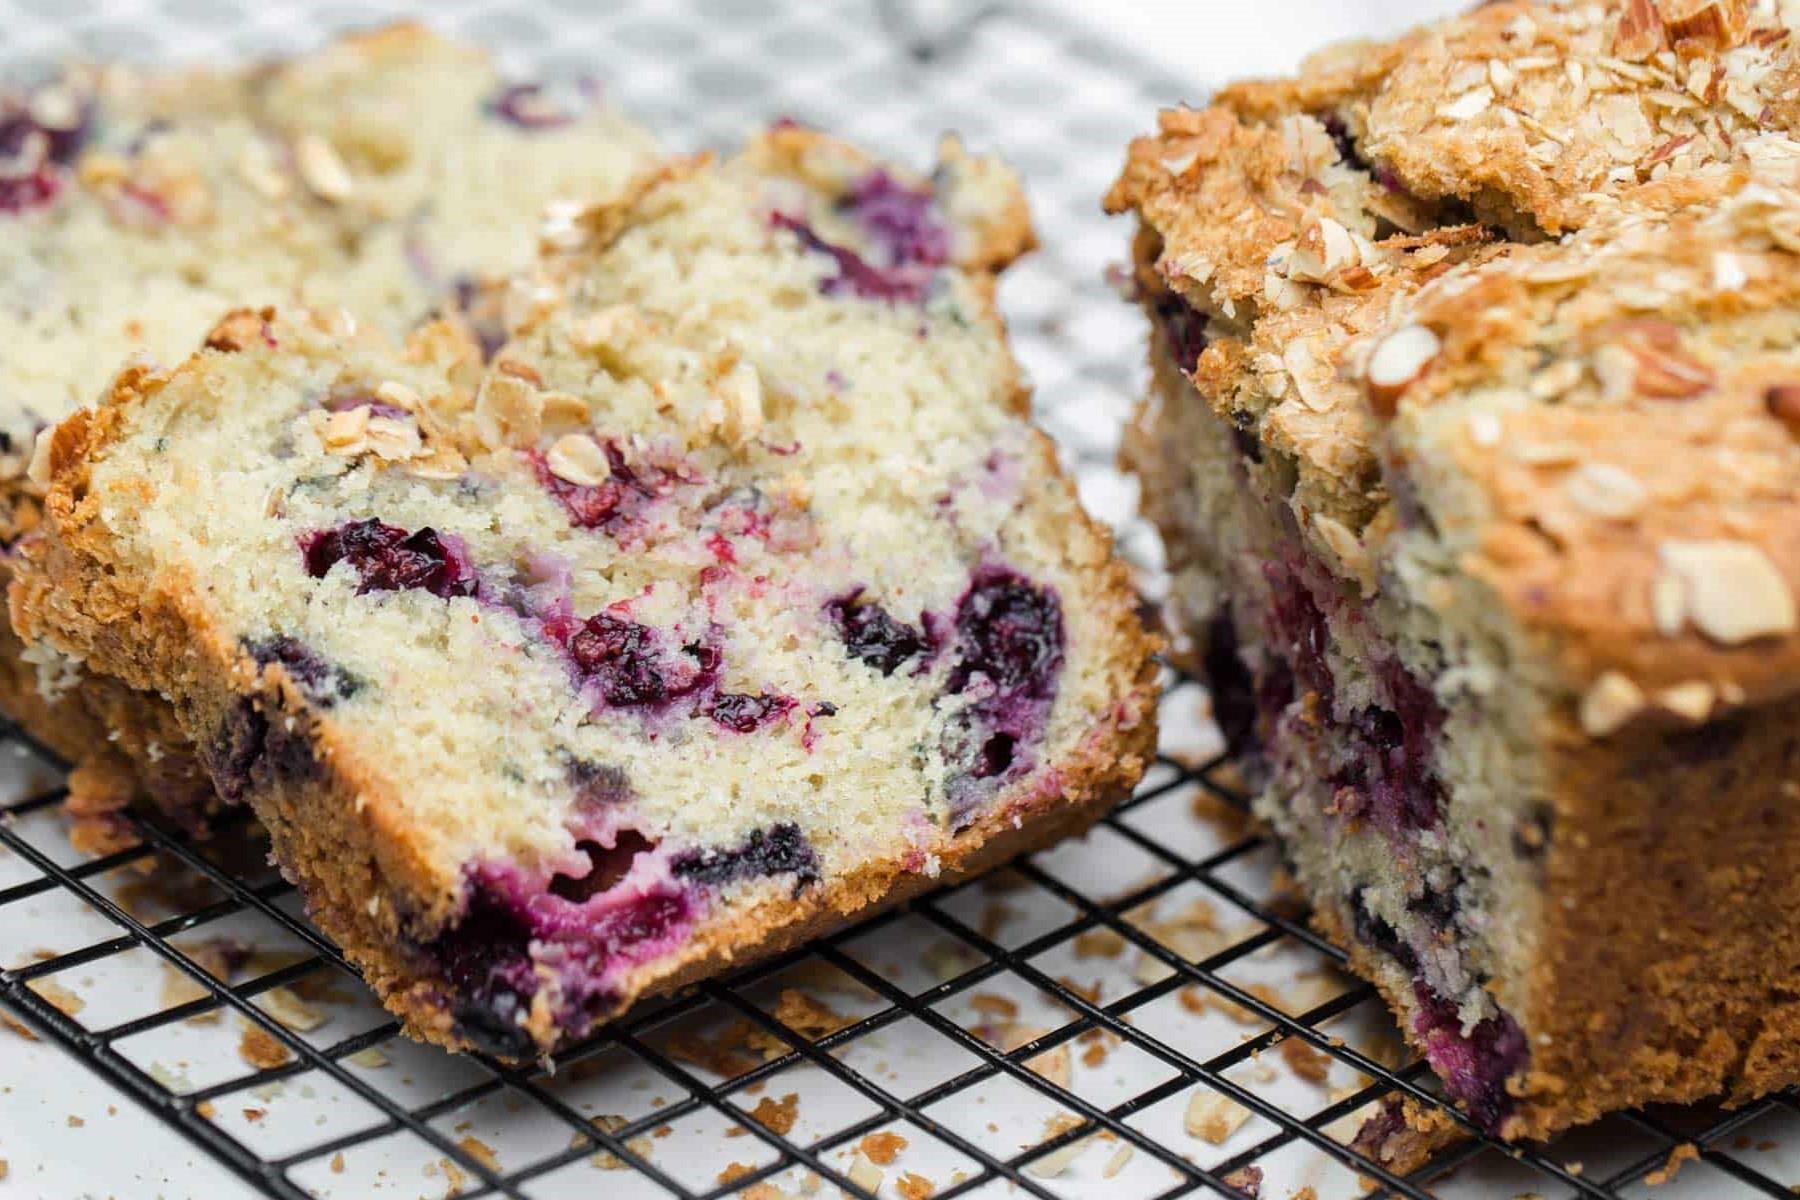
[1657, 540, 1797, 645]
[1562, 462, 1648, 519]
[1364, 325, 1440, 417]
[1580, 671, 1646, 737]
[545, 433, 611, 486]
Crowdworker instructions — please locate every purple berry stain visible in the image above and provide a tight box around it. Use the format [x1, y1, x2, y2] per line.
[300, 519, 478, 599]
[941, 567, 1064, 827]
[842, 170, 949, 270]
[1410, 983, 1526, 1133]
[427, 851, 696, 1057]
[825, 590, 930, 676]
[487, 80, 597, 130]
[527, 442, 687, 538]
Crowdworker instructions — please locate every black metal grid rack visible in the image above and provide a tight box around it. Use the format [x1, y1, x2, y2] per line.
[3, 676, 1799, 1200]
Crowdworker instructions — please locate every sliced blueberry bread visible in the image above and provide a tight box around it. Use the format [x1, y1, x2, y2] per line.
[0, 25, 655, 839]
[1109, 0, 1800, 1145]
[13, 131, 1158, 1056]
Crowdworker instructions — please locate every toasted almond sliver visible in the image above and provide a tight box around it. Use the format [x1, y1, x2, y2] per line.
[546, 434, 612, 487]
[1580, 671, 1646, 738]
[295, 134, 354, 202]
[1658, 540, 1797, 645]
[365, 416, 423, 461]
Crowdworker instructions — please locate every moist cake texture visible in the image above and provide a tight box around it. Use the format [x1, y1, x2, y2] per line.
[1109, 0, 1800, 1144]
[0, 25, 656, 841]
[12, 129, 1158, 1056]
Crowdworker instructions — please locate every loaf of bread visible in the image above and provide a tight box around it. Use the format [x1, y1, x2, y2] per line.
[1108, 0, 1800, 1144]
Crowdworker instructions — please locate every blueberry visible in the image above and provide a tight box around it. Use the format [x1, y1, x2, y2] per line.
[245, 636, 359, 705]
[1202, 613, 1258, 761]
[300, 519, 479, 599]
[705, 692, 796, 733]
[1348, 889, 1417, 972]
[939, 568, 1065, 826]
[567, 614, 718, 708]
[825, 590, 929, 675]
[947, 568, 1063, 699]
[670, 823, 820, 893]
[1153, 290, 1209, 374]
[1408, 981, 1527, 1132]
[204, 695, 318, 805]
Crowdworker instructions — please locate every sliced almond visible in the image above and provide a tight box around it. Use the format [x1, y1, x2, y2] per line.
[375, 380, 421, 412]
[321, 406, 370, 454]
[1286, 216, 1359, 284]
[1562, 462, 1647, 519]
[1658, 540, 1796, 645]
[1657, 681, 1716, 722]
[365, 416, 423, 461]
[295, 134, 354, 202]
[475, 375, 543, 450]
[1365, 325, 1440, 417]
[1184, 1089, 1251, 1144]
[546, 434, 611, 487]
[1580, 671, 1646, 737]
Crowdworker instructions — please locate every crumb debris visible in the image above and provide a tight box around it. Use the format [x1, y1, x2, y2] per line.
[896, 1170, 935, 1199]
[969, 992, 1019, 1020]
[858, 1131, 908, 1166]
[718, 1161, 755, 1185]
[1644, 1142, 1698, 1186]
[330, 1152, 345, 1174]
[26, 978, 84, 1019]
[1103, 1142, 1134, 1178]
[1001, 1024, 1072, 1088]
[457, 1137, 499, 1173]
[846, 1152, 884, 1193]
[1278, 1036, 1332, 1084]
[749, 1092, 800, 1136]
[238, 1021, 292, 1070]
[1185, 1089, 1251, 1144]
[0, 1010, 37, 1041]
[348, 1046, 390, 1069]
[1073, 928, 1127, 959]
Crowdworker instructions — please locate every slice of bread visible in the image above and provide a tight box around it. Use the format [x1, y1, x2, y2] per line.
[0, 25, 656, 843]
[13, 130, 1158, 1056]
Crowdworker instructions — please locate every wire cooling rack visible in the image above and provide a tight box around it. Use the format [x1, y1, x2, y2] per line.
[6, 2, 1800, 1198]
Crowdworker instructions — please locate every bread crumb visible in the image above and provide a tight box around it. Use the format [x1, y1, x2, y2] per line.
[749, 1092, 800, 1136]
[238, 1022, 292, 1070]
[26, 979, 84, 1019]
[1185, 1089, 1251, 1144]
[1072, 928, 1126, 958]
[968, 992, 1019, 1020]
[457, 1137, 499, 1173]
[440, 1157, 467, 1198]
[1278, 1037, 1332, 1084]
[1001, 1025, 1072, 1088]
[858, 1131, 908, 1166]
[330, 1153, 345, 1174]
[896, 1170, 935, 1199]
[66, 1115, 83, 1128]
[1644, 1142, 1698, 1186]
[718, 1162, 755, 1185]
